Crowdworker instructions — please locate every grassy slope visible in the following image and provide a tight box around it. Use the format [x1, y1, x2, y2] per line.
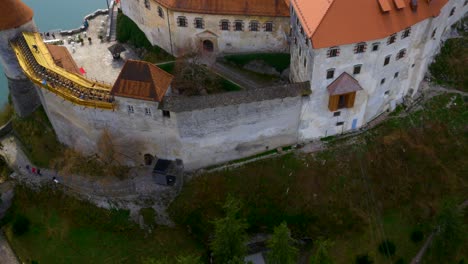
[170, 94, 468, 263]
[12, 107, 63, 168]
[3, 185, 202, 264]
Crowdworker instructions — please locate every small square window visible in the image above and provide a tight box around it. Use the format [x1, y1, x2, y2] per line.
[396, 49, 407, 60]
[250, 21, 259, 32]
[327, 47, 340, 58]
[402, 28, 411, 39]
[326, 69, 335, 79]
[384, 56, 391, 66]
[234, 20, 244, 31]
[220, 20, 229, 31]
[381, 78, 386, 85]
[412, 64, 415, 68]
[353, 65, 362, 75]
[354, 42, 367, 53]
[372, 43, 380, 51]
[128, 105, 134, 114]
[144, 0, 150, 9]
[394, 72, 399, 78]
[333, 111, 341, 117]
[145, 107, 151, 116]
[431, 28, 437, 38]
[336, 122, 344, 126]
[162, 110, 170, 118]
[265, 22, 273, 32]
[177, 16, 187, 27]
[194, 18, 204, 29]
[384, 90, 390, 95]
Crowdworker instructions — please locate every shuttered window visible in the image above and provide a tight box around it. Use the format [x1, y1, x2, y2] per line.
[194, 18, 204, 29]
[327, 47, 340, 58]
[177, 16, 187, 27]
[220, 20, 230, 31]
[354, 42, 367, 53]
[328, 92, 356, 111]
[249, 21, 259, 32]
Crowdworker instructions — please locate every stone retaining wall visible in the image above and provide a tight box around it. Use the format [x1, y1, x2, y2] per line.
[0, 120, 12, 139]
[59, 9, 109, 36]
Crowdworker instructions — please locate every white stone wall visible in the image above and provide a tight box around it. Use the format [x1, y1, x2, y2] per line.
[121, 0, 290, 56]
[175, 97, 302, 169]
[291, 0, 467, 141]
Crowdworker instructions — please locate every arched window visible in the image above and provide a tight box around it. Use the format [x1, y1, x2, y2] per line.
[158, 6, 164, 18]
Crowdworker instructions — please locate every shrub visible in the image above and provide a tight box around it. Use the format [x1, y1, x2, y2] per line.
[12, 215, 30, 236]
[410, 230, 424, 243]
[355, 254, 373, 264]
[378, 240, 396, 257]
[394, 258, 405, 264]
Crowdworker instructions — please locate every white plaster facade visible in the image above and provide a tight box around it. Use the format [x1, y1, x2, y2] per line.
[290, 0, 467, 140]
[121, 0, 290, 56]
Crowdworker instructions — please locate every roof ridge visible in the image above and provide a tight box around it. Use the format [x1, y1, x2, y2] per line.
[310, 0, 337, 41]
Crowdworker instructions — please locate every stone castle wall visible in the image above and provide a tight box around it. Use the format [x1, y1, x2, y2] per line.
[0, 20, 41, 117]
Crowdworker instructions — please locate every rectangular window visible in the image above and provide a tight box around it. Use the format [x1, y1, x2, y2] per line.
[265, 22, 273, 32]
[328, 92, 356, 111]
[353, 65, 362, 75]
[333, 111, 341, 117]
[326, 69, 335, 79]
[194, 18, 204, 29]
[144, 0, 150, 9]
[396, 49, 407, 60]
[177, 16, 187, 27]
[336, 122, 344, 126]
[234, 20, 244, 31]
[381, 78, 386, 85]
[158, 7, 164, 18]
[372, 43, 380, 51]
[162, 110, 170, 118]
[249, 21, 259, 31]
[449, 7, 455, 16]
[354, 42, 367, 53]
[127, 105, 134, 114]
[327, 47, 340, 58]
[387, 34, 397, 45]
[394, 72, 399, 78]
[384, 90, 390, 95]
[431, 28, 437, 38]
[220, 20, 230, 31]
[145, 108, 151, 116]
[402, 27, 411, 39]
[384, 55, 391, 66]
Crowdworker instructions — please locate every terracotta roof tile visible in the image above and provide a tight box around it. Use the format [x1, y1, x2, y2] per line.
[0, 0, 34, 31]
[111, 60, 173, 102]
[46, 44, 81, 75]
[327, 73, 363, 95]
[156, 0, 290, 17]
[292, 0, 448, 49]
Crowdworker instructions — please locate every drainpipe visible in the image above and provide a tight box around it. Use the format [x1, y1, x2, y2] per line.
[165, 7, 174, 55]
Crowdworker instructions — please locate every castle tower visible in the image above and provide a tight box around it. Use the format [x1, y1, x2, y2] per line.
[0, 0, 41, 117]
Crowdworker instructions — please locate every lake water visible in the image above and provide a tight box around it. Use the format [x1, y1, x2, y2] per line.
[0, 0, 106, 107]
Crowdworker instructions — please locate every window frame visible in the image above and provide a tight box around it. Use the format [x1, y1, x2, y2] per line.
[384, 55, 391, 66]
[402, 28, 411, 39]
[194, 18, 204, 29]
[353, 64, 362, 75]
[177, 16, 188, 27]
[372, 43, 380, 51]
[326, 68, 335, 79]
[162, 110, 170, 118]
[327, 47, 340, 58]
[249, 20, 259, 32]
[220, 20, 230, 31]
[354, 42, 367, 54]
[158, 6, 164, 18]
[264, 22, 274, 32]
[387, 34, 397, 45]
[396, 49, 407, 60]
[234, 20, 244, 31]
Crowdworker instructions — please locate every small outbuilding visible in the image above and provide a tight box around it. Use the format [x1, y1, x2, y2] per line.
[152, 159, 183, 186]
[107, 43, 126, 59]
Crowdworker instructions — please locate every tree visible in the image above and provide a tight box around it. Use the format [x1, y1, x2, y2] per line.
[267, 222, 298, 264]
[430, 200, 466, 262]
[210, 195, 248, 264]
[310, 239, 334, 264]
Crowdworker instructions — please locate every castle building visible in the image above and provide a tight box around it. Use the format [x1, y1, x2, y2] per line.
[1, 0, 466, 170]
[0, 0, 41, 117]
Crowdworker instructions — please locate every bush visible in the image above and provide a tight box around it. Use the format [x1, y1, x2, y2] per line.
[410, 230, 424, 243]
[355, 254, 373, 264]
[394, 258, 405, 264]
[12, 215, 30, 236]
[378, 240, 396, 257]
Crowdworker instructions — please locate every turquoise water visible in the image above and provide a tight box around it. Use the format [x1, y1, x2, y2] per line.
[0, 0, 107, 107]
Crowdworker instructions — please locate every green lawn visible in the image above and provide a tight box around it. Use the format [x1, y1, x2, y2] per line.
[170, 94, 468, 263]
[2, 185, 203, 264]
[157, 62, 242, 94]
[223, 53, 291, 73]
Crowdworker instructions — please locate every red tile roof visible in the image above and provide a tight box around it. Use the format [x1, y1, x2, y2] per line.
[292, 0, 448, 49]
[156, 0, 290, 17]
[0, 0, 34, 31]
[111, 60, 173, 102]
[46, 44, 81, 75]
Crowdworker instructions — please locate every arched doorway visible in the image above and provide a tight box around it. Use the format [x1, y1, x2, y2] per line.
[144, 154, 154, 166]
[203, 40, 214, 52]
